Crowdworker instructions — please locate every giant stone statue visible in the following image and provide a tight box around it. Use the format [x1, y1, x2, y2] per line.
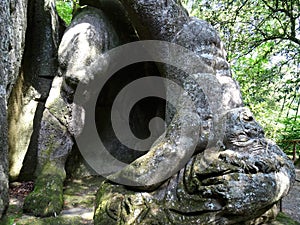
[22, 0, 294, 224]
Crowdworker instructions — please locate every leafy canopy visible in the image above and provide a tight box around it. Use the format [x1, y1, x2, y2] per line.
[182, 0, 300, 145]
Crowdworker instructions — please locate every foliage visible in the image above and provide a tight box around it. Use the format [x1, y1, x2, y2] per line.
[182, 0, 300, 147]
[55, 0, 74, 25]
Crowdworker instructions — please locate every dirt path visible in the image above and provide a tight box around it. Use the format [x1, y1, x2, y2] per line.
[281, 168, 300, 222]
[2, 170, 299, 224]
[3, 176, 104, 224]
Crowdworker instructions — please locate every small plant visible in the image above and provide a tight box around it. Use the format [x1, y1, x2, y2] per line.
[55, 0, 74, 25]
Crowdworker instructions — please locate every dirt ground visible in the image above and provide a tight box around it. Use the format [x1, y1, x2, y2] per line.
[281, 167, 300, 222]
[2, 168, 299, 224]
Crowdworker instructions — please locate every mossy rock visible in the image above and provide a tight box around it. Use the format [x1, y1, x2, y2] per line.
[94, 181, 170, 225]
[23, 174, 64, 217]
[23, 163, 65, 217]
[94, 181, 120, 225]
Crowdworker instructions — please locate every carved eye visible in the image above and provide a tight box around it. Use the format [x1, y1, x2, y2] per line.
[238, 133, 248, 142]
[242, 113, 254, 122]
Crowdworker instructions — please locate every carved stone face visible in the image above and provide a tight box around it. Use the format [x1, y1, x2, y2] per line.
[224, 107, 265, 150]
[217, 107, 290, 174]
[181, 107, 296, 222]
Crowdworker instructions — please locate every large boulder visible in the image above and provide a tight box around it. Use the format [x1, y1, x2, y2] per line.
[0, 1, 10, 217]
[8, 0, 61, 181]
[0, 0, 27, 218]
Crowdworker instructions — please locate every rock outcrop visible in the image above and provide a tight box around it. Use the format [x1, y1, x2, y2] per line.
[0, 1, 9, 211]
[8, 0, 61, 181]
[94, 108, 295, 224]
[0, 0, 27, 218]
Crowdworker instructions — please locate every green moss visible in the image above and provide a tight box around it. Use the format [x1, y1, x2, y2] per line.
[0, 205, 23, 224]
[1, 216, 84, 225]
[1, 216, 17, 225]
[94, 181, 117, 225]
[23, 163, 65, 217]
[273, 212, 300, 225]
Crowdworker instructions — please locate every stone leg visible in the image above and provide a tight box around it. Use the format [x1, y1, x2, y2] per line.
[24, 5, 125, 216]
[23, 107, 73, 217]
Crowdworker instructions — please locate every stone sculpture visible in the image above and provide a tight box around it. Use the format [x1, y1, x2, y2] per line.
[9, 0, 294, 223]
[23, 5, 123, 216]
[95, 109, 294, 224]
[93, 0, 295, 224]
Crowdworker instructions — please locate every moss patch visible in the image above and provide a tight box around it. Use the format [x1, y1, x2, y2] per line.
[272, 212, 300, 225]
[1, 215, 83, 225]
[2, 176, 103, 224]
[23, 163, 65, 217]
[1, 202, 23, 224]
[63, 176, 103, 210]
[23, 174, 64, 217]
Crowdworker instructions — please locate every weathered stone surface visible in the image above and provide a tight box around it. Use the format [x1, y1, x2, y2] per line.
[94, 1, 295, 224]
[172, 18, 243, 110]
[0, 1, 10, 218]
[8, 73, 40, 180]
[8, 0, 61, 181]
[0, 0, 27, 218]
[120, 0, 190, 41]
[23, 108, 72, 217]
[58, 7, 119, 98]
[24, 0, 60, 80]
[95, 108, 295, 225]
[7, 0, 28, 96]
[24, 6, 123, 216]
[36, 108, 73, 174]
[120, 0, 242, 121]
[111, 0, 243, 189]
[80, 0, 138, 43]
[7, 0, 294, 223]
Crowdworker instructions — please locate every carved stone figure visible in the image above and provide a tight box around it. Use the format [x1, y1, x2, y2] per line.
[8, 0, 294, 223]
[93, 1, 295, 224]
[94, 107, 295, 224]
[22, 6, 124, 216]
